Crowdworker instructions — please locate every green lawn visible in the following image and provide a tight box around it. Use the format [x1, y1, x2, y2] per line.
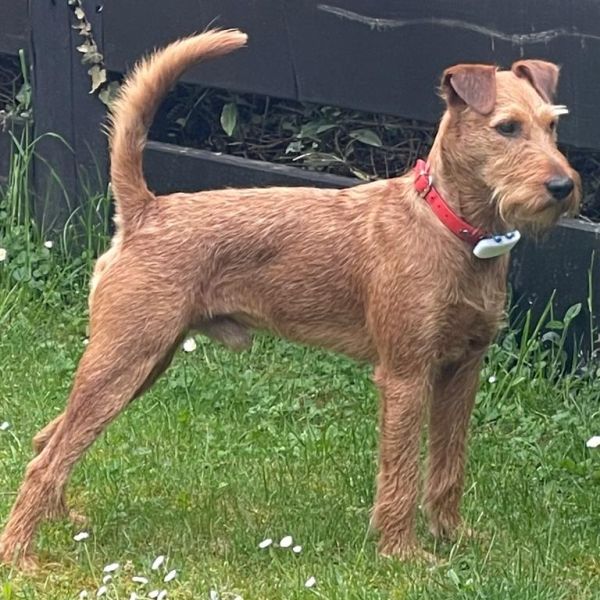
[0, 287, 599, 599]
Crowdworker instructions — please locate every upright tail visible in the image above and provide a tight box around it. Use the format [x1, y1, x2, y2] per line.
[108, 29, 248, 232]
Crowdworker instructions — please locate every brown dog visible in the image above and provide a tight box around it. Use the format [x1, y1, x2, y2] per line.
[0, 29, 580, 568]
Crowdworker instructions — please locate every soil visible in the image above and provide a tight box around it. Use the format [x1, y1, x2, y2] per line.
[142, 81, 599, 223]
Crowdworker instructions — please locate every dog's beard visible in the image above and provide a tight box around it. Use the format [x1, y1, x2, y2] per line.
[498, 199, 568, 237]
[494, 188, 576, 235]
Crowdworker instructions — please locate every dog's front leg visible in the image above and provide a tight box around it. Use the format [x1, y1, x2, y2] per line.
[424, 352, 484, 539]
[372, 365, 430, 558]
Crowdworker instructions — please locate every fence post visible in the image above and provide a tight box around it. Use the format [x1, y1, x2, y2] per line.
[30, 0, 107, 232]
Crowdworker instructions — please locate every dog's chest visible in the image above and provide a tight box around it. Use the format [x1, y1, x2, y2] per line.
[437, 278, 506, 363]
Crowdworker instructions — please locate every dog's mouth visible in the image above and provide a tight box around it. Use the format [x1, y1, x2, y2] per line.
[508, 199, 575, 233]
[497, 187, 579, 233]
[493, 166, 581, 234]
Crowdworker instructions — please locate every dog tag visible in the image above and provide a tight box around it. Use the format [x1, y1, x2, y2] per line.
[473, 230, 521, 259]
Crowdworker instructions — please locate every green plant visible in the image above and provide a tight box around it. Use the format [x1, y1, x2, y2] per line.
[68, 0, 120, 105]
[0, 52, 110, 309]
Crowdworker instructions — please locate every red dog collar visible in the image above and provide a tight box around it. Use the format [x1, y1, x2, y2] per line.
[413, 159, 488, 246]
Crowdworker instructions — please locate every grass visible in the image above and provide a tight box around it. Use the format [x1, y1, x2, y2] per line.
[1, 302, 600, 600]
[0, 116, 599, 600]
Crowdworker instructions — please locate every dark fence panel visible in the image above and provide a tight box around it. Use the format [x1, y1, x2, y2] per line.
[0, 0, 598, 352]
[0, 0, 29, 187]
[30, 0, 107, 229]
[103, 0, 297, 100]
[4, 0, 600, 207]
[103, 0, 600, 149]
[145, 141, 355, 195]
[0, 0, 29, 55]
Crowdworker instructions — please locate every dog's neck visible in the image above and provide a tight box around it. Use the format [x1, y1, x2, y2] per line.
[427, 159, 504, 234]
[427, 117, 506, 234]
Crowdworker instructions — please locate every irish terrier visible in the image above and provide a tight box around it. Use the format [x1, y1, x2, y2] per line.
[0, 29, 580, 569]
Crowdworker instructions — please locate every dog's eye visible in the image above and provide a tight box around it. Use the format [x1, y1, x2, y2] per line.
[549, 120, 557, 133]
[495, 121, 521, 137]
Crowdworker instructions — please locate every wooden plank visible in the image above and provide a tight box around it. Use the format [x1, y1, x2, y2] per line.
[0, 0, 29, 55]
[102, 0, 297, 99]
[30, 0, 77, 230]
[509, 218, 600, 354]
[144, 140, 356, 195]
[286, 0, 600, 149]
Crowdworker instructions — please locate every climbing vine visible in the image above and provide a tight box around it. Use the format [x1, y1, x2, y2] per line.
[67, 0, 120, 106]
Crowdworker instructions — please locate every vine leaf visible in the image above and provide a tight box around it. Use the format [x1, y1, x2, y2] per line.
[88, 65, 107, 94]
[98, 81, 121, 106]
[76, 42, 93, 53]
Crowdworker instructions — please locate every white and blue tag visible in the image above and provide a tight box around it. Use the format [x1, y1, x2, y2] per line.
[473, 230, 521, 259]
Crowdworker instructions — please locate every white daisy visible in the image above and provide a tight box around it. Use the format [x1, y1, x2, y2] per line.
[96, 586, 107, 597]
[149, 591, 160, 599]
[157, 591, 167, 600]
[488, 375, 497, 384]
[0, 248, 6, 262]
[151, 555, 165, 570]
[209, 591, 219, 600]
[586, 435, 600, 449]
[73, 531, 89, 542]
[258, 538, 272, 549]
[292, 545, 302, 554]
[78, 592, 88, 599]
[0, 421, 10, 431]
[102, 575, 112, 584]
[103, 562, 119, 573]
[129, 594, 138, 600]
[164, 569, 177, 583]
[44, 240, 54, 249]
[279, 535, 293, 548]
[182, 338, 197, 352]
[132, 576, 149, 585]
[304, 576, 316, 588]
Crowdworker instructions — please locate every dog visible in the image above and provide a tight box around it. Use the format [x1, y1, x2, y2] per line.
[0, 29, 580, 569]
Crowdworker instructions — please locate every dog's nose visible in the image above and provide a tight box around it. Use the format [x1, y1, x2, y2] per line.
[545, 176, 574, 201]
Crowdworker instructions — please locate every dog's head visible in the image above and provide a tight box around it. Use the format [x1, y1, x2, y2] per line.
[437, 60, 580, 233]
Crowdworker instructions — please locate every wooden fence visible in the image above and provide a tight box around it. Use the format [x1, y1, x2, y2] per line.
[1, 0, 600, 351]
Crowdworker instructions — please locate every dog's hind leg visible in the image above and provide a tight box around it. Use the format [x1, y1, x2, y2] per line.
[27, 337, 179, 527]
[30, 414, 85, 523]
[0, 275, 187, 569]
[32, 414, 63, 455]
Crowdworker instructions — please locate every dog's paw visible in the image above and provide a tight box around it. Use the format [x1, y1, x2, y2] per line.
[68, 510, 88, 527]
[43, 496, 88, 527]
[378, 539, 438, 564]
[427, 511, 465, 541]
[0, 540, 39, 572]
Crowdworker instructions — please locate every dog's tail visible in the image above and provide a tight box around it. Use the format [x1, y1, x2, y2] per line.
[108, 29, 248, 232]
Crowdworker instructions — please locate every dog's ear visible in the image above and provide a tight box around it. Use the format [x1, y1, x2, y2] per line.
[511, 60, 560, 103]
[441, 64, 497, 115]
